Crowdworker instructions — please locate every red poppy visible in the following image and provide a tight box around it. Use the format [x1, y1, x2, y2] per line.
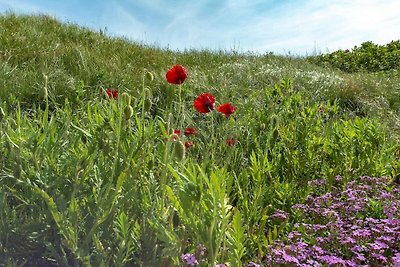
[184, 127, 197, 136]
[174, 129, 181, 135]
[194, 93, 215, 113]
[217, 103, 236, 118]
[184, 141, 193, 148]
[226, 138, 235, 146]
[166, 64, 188, 85]
[106, 89, 118, 100]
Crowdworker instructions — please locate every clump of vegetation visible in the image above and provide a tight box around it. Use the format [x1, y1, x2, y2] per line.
[310, 40, 400, 73]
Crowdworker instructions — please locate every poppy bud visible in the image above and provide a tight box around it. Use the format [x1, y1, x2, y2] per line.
[173, 140, 186, 161]
[124, 105, 134, 119]
[272, 128, 279, 140]
[141, 87, 152, 113]
[121, 92, 131, 105]
[143, 99, 152, 113]
[270, 115, 279, 128]
[145, 71, 154, 82]
[260, 123, 266, 130]
[172, 210, 180, 228]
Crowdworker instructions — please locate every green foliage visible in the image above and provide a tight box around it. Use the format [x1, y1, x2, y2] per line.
[241, 79, 397, 184]
[0, 97, 161, 265]
[310, 40, 400, 73]
[0, 14, 399, 266]
[163, 165, 231, 265]
[226, 209, 246, 266]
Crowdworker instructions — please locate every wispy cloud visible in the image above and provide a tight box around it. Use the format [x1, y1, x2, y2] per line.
[235, 0, 400, 54]
[1, 0, 399, 55]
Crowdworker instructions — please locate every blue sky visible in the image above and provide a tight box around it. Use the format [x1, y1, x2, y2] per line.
[1, 0, 400, 55]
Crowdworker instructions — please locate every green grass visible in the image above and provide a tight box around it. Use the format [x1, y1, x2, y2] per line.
[0, 14, 399, 266]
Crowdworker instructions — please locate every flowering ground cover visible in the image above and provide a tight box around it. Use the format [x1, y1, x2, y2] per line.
[266, 176, 400, 266]
[0, 15, 400, 266]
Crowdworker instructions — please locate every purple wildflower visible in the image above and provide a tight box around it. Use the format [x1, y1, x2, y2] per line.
[180, 253, 198, 266]
[372, 252, 388, 263]
[369, 240, 389, 250]
[381, 191, 392, 199]
[352, 229, 371, 238]
[335, 175, 343, 182]
[384, 202, 398, 218]
[306, 259, 322, 267]
[308, 179, 326, 187]
[339, 236, 356, 245]
[288, 231, 302, 240]
[270, 209, 288, 222]
[393, 253, 400, 267]
[282, 250, 299, 264]
[317, 255, 345, 266]
[292, 203, 307, 210]
[353, 252, 366, 261]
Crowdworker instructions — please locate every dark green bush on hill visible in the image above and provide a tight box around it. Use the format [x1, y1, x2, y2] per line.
[310, 40, 400, 73]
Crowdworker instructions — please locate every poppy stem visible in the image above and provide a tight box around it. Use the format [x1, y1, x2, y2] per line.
[141, 70, 146, 125]
[178, 84, 185, 129]
[210, 112, 215, 162]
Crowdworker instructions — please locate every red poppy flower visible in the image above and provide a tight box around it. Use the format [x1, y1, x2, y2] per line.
[174, 129, 181, 135]
[106, 89, 118, 100]
[184, 141, 193, 148]
[184, 127, 197, 136]
[217, 103, 236, 118]
[166, 64, 188, 85]
[194, 93, 215, 113]
[226, 138, 235, 146]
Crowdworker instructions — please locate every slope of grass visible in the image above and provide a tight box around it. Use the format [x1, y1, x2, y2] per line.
[1, 14, 399, 128]
[0, 14, 399, 266]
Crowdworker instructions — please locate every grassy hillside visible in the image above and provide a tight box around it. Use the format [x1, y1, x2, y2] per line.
[1, 14, 399, 126]
[0, 14, 399, 266]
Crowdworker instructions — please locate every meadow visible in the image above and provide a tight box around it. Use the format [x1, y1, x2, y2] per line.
[0, 14, 399, 266]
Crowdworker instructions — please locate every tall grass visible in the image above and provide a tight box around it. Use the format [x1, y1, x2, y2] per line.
[0, 14, 399, 266]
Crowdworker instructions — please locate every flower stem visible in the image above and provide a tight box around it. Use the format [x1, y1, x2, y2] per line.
[179, 84, 185, 129]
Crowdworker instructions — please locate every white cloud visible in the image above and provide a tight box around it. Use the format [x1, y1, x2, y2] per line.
[244, 0, 400, 54]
